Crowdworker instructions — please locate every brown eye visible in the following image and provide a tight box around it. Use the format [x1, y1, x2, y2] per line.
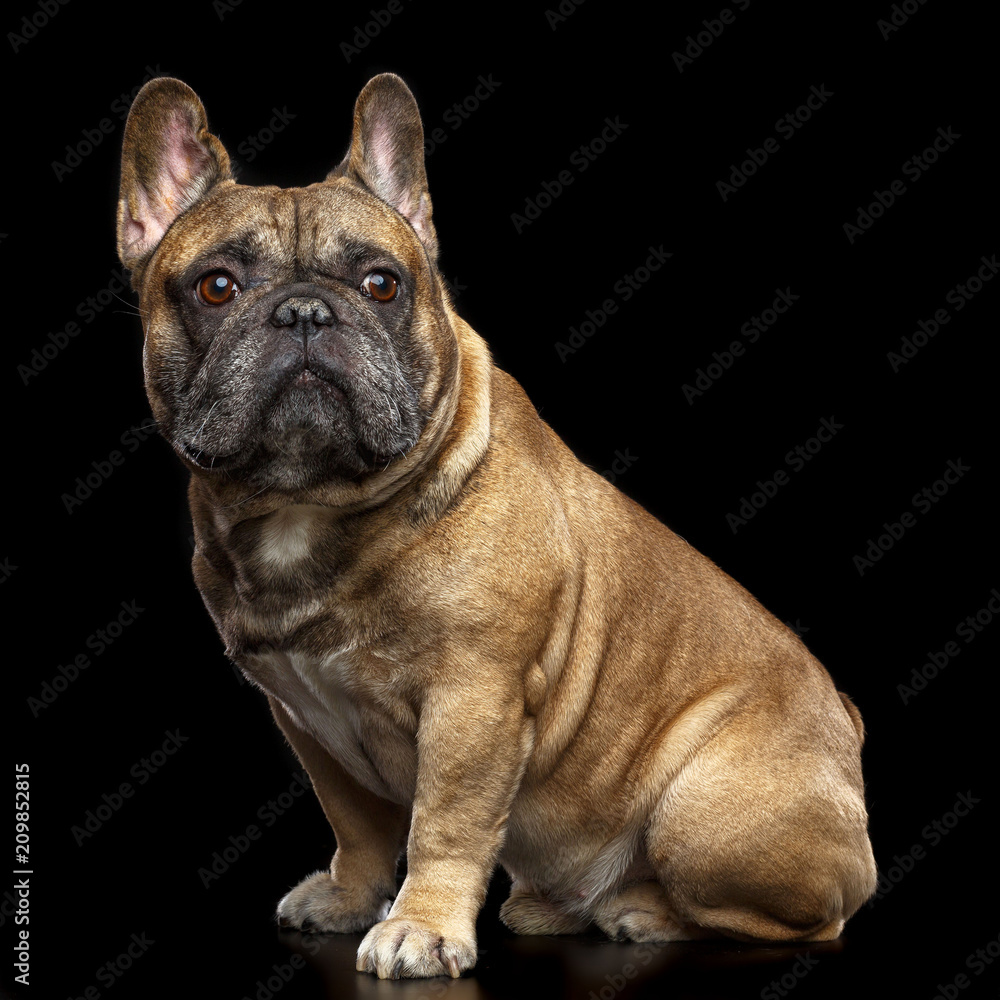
[197, 272, 240, 305]
[360, 270, 398, 302]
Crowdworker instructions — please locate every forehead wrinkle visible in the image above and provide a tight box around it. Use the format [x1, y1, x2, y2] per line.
[290, 192, 350, 273]
[284, 183, 425, 278]
[270, 192, 295, 243]
[288, 188, 327, 274]
[253, 188, 298, 276]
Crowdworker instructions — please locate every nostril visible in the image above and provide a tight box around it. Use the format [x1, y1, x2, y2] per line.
[271, 301, 297, 327]
[270, 296, 335, 329]
[270, 295, 336, 343]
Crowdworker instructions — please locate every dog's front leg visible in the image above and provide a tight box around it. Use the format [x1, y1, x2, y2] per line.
[356, 678, 532, 980]
[269, 697, 409, 933]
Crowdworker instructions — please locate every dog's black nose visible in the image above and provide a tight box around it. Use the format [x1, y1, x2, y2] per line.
[270, 296, 335, 342]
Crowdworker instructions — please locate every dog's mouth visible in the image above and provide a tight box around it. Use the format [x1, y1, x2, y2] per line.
[178, 366, 351, 473]
[292, 367, 347, 400]
[283, 361, 353, 405]
[175, 349, 421, 483]
[181, 441, 240, 470]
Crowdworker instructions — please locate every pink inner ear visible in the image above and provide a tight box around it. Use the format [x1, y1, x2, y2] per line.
[364, 120, 437, 250]
[122, 185, 157, 253]
[367, 118, 396, 169]
[409, 192, 434, 247]
[154, 112, 213, 223]
[128, 110, 214, 257]
[365, 119, 406, 204]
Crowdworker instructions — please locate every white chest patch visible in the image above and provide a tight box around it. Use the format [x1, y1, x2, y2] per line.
[243, 647, 416, 805]
[258, 505, 327, 568]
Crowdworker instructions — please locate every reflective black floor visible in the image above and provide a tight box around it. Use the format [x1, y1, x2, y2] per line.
[172, 869, 991, 1000]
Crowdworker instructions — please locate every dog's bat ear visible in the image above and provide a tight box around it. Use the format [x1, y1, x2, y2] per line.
[330, 73, 438, 261]
[117, 77, 233, 273]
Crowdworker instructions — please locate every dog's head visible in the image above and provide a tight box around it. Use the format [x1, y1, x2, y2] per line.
[117, 74, 459, 499]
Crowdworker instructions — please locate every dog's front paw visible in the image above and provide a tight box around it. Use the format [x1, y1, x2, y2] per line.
[277, 870, 392, 933]
[355, 916, 476, 979]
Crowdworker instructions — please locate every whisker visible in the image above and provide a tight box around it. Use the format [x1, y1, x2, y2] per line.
[191, 399, 221, 445]
[221, 483, 273, 509]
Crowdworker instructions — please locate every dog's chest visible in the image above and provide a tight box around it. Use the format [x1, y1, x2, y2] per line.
[226, 506, 418, 805]
[243, 646, 418, 805]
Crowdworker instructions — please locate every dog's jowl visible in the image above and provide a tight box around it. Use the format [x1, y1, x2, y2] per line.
[117, 73, 876, 980]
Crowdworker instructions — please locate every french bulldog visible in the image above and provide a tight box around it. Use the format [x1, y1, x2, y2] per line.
[116, 72, 876, 980]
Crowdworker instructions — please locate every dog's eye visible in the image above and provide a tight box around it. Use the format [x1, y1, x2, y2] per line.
[196, 272, 240, 305]
[360, 270, 398, 302]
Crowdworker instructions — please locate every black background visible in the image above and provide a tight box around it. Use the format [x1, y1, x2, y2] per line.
[3, 2, 996, 998]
